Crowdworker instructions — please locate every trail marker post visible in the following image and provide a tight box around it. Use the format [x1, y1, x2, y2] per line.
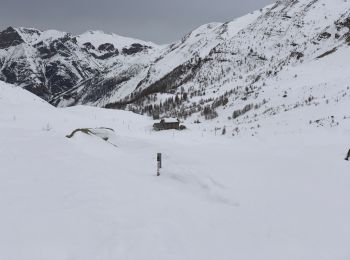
[345, 149, 350, 161]
[157, 153, 162, 176]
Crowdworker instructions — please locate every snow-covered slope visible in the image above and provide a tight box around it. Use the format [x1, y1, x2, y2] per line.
[134, 8, 266, 92]
[1, 79, 350, 260]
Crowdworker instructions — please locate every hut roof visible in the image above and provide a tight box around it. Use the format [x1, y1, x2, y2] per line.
[161, 118, 179, 123]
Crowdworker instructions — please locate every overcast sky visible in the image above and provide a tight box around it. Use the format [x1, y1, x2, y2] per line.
[1, 0, 274, 44]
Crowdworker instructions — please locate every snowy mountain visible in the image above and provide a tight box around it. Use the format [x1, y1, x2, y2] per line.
[1, 0, 350, 125]
[109, 0, 350, 122]
[0, 27, 161, 101]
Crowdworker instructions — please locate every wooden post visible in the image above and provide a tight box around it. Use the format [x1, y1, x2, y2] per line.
[345, 149, 350, 161]
[157, 153, 162, 176]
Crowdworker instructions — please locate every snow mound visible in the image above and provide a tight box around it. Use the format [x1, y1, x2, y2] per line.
[1, 81, 350, 259]
[0, 81, 51, 107]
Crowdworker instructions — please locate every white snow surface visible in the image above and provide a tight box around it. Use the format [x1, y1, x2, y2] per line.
[1, 80, 350, 260]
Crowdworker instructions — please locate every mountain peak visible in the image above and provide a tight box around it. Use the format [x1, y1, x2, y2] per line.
[0, 26, 24, 49]
[76, 30, 159, 50]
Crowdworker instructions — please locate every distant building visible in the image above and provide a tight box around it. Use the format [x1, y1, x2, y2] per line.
[153, 118, 180, 131]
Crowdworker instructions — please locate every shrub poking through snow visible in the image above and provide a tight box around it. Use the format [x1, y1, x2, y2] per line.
[66, 127, 117, 146]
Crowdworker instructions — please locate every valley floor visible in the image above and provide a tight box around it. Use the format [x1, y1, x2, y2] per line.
[1, 83, 350, 260]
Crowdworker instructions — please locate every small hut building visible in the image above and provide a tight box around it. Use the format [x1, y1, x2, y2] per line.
[153, 118, 180, 131]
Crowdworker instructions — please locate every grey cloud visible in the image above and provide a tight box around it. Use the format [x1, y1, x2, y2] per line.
[0, 0, 275, 43]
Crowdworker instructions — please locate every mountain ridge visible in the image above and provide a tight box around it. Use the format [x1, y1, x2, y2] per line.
[1, 0, 350, 124]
